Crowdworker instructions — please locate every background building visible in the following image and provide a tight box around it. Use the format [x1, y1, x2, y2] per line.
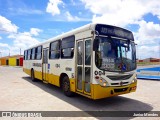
[137, 58, 160, 62]
[0, 55, 23, 66]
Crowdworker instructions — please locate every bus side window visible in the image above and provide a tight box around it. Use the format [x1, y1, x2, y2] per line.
[31, 48, 36, 60]
[35, 46, 42, 60]
[26, 50, 28, 60]
[49, 40, 60, 59]
[28, 49, 31, 60]
[24, 51, 25, 60]
[24, 50, 28, 60]
[61, 35, 75, 59]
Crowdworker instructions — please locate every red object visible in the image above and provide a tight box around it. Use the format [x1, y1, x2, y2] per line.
[150, 60, 159, 62]
[19, 57, 23, 66]
[95, 76, 99, 79]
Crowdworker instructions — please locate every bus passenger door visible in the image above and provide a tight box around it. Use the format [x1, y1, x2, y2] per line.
[76, 39, 92, 95]
[42, 48, 49, 82]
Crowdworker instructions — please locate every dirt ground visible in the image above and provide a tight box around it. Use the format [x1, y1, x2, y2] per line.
[0, 66, 159, 120]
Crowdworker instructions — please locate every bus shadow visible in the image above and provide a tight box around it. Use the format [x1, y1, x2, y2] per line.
[22, 76, 153, 119]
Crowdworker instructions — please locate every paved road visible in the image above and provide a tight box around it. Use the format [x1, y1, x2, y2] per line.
[0, 66, 159, 120]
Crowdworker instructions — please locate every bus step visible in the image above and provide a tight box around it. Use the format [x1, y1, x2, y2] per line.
[43, 80, 48, 84]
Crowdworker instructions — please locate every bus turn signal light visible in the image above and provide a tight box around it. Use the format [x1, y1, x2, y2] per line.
[132, 86, 136, 90]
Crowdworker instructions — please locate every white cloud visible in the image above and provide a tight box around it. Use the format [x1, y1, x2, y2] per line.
[133, 20, 160, 59]
[8, 7, 43, 16]
[134, 20, 160, 45]
[81, 0, 160, 59]
[16, 8, 43, 15]
[139, 21, 160, 38]
[137, 45, 159, 59]
[0, 43, 10, 57]
[0, 15, 18, 33]
[12, 32, 40, 49]
[65, 11, 80, 21]
[5, 32, 40, 56]
[7, 34, 16, 39]
[9, 30, 41, 49]
[0, 36, 2, 39]
[30, 28, 43, 36]
[0, 43, 9, 48]
[4, 28, 42, 56]
[81, 0, 160, 27]
[46, 0, 64, 16]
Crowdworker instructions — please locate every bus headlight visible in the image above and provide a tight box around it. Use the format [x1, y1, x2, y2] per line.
[132, 76, 137, 83]
[99, 77, 109, 87]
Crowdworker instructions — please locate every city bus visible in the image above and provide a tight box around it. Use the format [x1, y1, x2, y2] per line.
[23, 23, 137, 99]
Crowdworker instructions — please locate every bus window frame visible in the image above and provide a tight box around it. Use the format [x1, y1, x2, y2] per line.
[49, 40, 61, 59]
[61, 35, 75, 59]
[31, 47, 36, 60]
[35, 45, 42, 60]
[27, 49, 32, 60]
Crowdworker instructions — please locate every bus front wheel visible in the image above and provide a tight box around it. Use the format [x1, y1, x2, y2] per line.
[62, 76, 74, 97]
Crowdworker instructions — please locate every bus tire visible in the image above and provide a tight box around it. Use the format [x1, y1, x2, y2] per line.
[31, 69, 37, 82]
[62, 76, 74, 97]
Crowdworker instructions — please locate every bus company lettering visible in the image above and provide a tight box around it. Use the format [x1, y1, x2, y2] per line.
[33, 63, 42, 67]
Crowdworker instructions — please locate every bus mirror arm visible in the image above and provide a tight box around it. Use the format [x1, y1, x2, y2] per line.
[95, 30, 99, 36]
[93, 30, 99, 51]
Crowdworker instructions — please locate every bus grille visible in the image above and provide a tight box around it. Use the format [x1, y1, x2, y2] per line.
[114, 87, 128, 93]
[111, 82, 129, 86]
[107, 74, 133, 81]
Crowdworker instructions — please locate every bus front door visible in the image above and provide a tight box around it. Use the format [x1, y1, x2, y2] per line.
[42, 48, 49, 82]
[76, 39, 92, 95]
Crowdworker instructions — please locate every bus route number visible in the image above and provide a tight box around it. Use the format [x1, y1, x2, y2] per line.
[55, 64, 60, 68]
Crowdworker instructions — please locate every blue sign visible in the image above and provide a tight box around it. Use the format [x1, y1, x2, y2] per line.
[48, 64, 50, 69]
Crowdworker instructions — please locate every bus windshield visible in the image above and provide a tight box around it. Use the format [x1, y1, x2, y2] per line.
[95, 36, 136, 72]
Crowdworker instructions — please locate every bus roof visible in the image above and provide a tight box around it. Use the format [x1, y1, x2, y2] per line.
[25, 23, 133, 50]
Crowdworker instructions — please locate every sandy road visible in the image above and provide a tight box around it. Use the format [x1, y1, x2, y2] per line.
[0, 66, 159, 120]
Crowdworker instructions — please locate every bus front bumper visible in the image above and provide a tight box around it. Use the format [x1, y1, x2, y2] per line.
[91, 82, 137, 99]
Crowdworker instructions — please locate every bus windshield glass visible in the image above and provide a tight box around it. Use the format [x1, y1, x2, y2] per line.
[95, 36, 136, 72]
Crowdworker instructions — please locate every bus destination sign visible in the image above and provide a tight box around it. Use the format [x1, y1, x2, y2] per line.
[95, 24, 134, 40]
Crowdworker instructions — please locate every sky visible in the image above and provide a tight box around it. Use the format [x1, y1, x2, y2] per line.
[0, 0, 160, 59]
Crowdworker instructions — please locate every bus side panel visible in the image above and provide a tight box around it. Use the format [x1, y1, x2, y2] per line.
[70, 78, 76, 92]
[23, 68, 42, 80]
[48, 73, 60, 87]
[47, 73, 75, 91]
[23, 59, 43, 81]
[34, 70, 43, 80]
[23, 68, 31, 76]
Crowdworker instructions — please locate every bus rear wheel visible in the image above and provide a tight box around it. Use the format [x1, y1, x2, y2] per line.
[62, 76, 74, 97]
[31, 69, 37, 82]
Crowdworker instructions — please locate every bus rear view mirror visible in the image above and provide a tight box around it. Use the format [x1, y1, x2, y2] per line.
[127, 39, 130, 51]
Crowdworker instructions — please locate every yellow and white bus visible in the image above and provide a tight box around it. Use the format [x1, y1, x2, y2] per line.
[23, 23, 137, 99]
